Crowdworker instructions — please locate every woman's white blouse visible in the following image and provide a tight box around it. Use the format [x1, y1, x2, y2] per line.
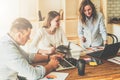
[78, 12, 107, 48]
[29, 27, 69, 53]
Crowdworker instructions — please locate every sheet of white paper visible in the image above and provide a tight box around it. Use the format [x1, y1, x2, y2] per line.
[69, 43, 83, 59]
[107, 56, 120, 65]
[40, 72, 69, 80]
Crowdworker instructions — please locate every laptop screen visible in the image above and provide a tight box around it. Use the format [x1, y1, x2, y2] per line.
[87, 42, 120, 60]
[100, 42, 120, 59]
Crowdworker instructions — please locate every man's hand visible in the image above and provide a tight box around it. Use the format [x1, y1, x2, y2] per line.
[48, 58, 59, 69]
[45, 57, 59, 75]
[45, 53, 65, 75]
[47, 53, 64, 69]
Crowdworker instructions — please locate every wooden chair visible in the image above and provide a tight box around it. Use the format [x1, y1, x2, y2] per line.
[107, 33, 118, 44]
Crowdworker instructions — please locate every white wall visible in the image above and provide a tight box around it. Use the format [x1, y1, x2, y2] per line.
[39, 0, 61, 18]
[112, 24, 120, 42]
[0, 0, 19, 38]
[19, 0, 38, 21]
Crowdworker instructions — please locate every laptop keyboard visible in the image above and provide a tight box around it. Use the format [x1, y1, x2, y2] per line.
[65, 58, 77, 66]
[59, 59, 72, 68]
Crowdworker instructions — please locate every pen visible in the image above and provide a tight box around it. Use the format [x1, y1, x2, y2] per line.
[50, 43, 53, 47]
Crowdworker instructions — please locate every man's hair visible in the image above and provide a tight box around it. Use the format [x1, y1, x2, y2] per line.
[10, 18, 32, 32]
[43, 11, 60, 28]
[79, 0, 97, 25]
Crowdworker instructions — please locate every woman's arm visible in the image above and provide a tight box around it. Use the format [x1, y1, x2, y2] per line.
[78, 21, 86, 43]
[78, 21, 84, 38]
[29, 28, 42, 53]
[37, 47, 56, 55]
[60, 28, 69, 46]
[99, 13, 107, 44]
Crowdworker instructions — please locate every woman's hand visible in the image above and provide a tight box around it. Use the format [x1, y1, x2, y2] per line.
[82, 36, 86, 43]
[104, 40, 108, 46]
[48, 47, 56, 54]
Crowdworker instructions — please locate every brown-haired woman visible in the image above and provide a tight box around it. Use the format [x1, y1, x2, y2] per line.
[78, 0, 108, 48]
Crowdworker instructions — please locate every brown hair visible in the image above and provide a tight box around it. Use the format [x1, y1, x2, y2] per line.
[10, 18, 32, 32]
[43, 11, 60, 28]
[79, 0, 97, 25]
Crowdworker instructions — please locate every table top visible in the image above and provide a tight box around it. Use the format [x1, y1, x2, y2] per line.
[58, 56, 120, 80]
[34, 49, 120, 80]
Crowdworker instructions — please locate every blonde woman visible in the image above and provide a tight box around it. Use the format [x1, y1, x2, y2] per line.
[30, 11, 82, 57]
[29, 11, 69, 55]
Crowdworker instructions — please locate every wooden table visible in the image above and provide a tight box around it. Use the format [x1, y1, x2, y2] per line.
[58, 56, 120, 80]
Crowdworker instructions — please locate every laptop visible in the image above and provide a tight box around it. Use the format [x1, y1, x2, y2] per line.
[56, 58, 76, 71]
[56, 45, 77, 71]
[87, 42, 120, 60]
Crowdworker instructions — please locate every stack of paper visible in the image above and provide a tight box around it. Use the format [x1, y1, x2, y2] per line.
[107, 57, 120, 65]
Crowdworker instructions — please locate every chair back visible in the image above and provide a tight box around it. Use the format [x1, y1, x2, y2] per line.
[107, 33, 118, 44]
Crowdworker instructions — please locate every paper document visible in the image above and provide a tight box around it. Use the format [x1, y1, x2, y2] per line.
[107, 56, 120, 65]
[69, 43, 83, 59]
[40, 72, 69, 80]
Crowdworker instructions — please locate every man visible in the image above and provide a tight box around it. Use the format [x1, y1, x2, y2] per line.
[0, 18, 62, 80]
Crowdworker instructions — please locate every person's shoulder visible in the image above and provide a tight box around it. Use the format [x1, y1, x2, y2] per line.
[38, 27, 44, 31]
[37, 27, 45, 34]
[57, 27, 63, 31]
[0, 34, 18, 50]
[56, 27, 64, 35]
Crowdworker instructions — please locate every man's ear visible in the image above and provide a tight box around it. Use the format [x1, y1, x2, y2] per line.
[16, 32, 23, 40]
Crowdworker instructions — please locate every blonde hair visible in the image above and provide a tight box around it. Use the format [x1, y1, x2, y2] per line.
[43, 11, 60, 28]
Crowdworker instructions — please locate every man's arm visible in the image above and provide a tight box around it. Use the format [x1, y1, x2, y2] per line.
[33, 53, 63, 75]
[33, 53, 63, 63]
[33, 53, 49, 63]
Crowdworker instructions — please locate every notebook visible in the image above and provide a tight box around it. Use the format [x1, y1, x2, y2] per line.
[87, 42, 120, 60]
